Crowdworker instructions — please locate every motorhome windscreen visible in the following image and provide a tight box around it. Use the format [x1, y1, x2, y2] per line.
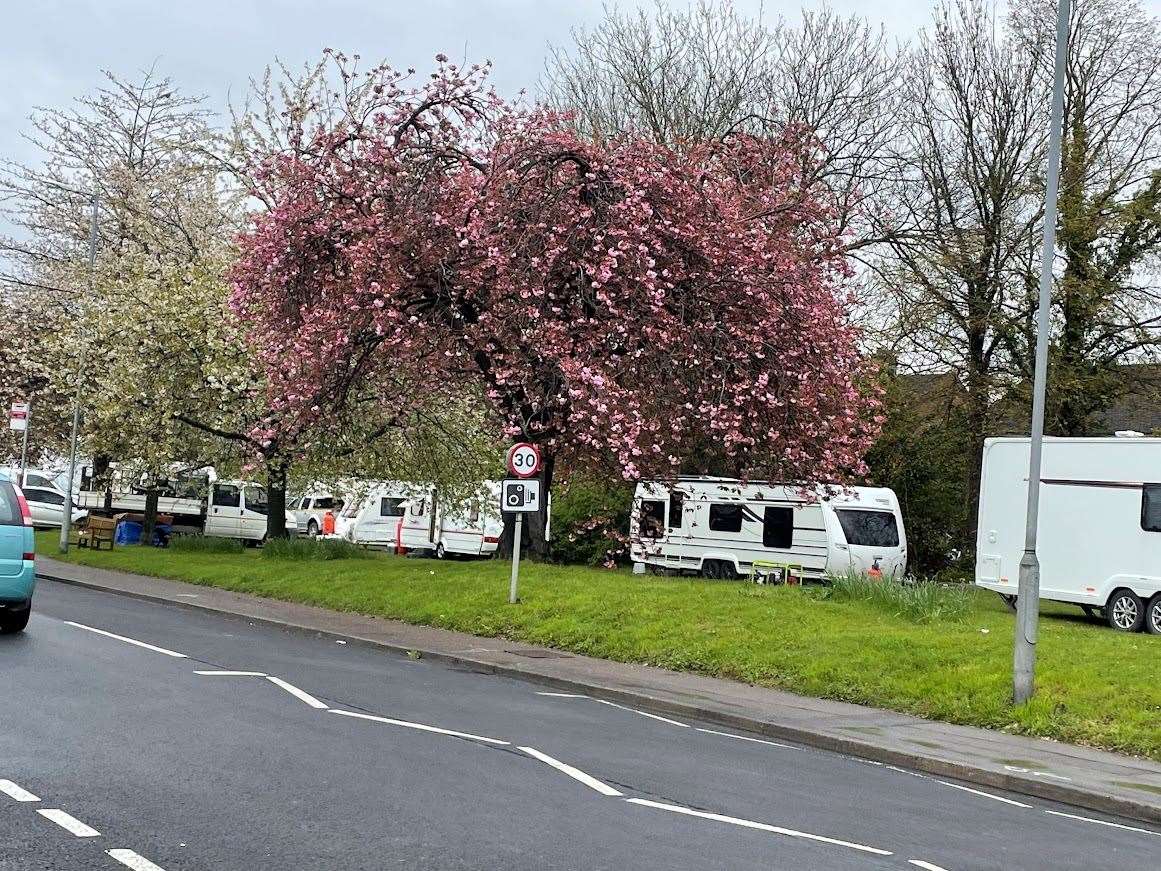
[835, 509, 899, 547]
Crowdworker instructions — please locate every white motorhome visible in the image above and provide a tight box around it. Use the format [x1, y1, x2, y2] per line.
[629, 478, 907, 581]
[399, 481, 505, 558]
[334, 482, 414, 548]
[976, 436, 1161, 633]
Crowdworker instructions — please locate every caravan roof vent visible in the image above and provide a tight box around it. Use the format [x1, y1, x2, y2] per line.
[1115, 430, 1145, 438]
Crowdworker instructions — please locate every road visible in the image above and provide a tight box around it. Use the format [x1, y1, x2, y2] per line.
[1, 579, 1158, 871]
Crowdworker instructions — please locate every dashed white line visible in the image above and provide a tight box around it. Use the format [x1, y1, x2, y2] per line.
[64, 622, 186, 658]
[518, 747, 623, 796]
[909, 860, 952, 871]
[935, 780, 1032, 808]
[595, 699, 689, 728]
[535, 692, 588, 698]
[328, 709, 510, 745]
[625, 798, 893, 856]
[107, 849, 167, 871]
[37, 808, 101, 837]
[194, 670, 267, 677]
[265, 676, 328, 709]
[695, 727, 794, 749]
[1045, 809, 1161, 837]
[0, 780, 39, 802]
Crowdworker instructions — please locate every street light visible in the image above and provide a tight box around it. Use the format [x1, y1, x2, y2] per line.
[1014, 0, 1071, 704]
[58, 191, 99, 554]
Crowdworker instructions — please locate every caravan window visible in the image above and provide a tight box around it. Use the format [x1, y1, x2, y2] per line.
[762, 507, 794, 549]
[709, 503, 744, 533]
[640, 499, 665, 537]
[668, 493, 684, 528]
[379, 497, 406, 517]
[836, 509, 899, 547]
[1141, 485, 1161, 532]
[411, 499, 426, 517]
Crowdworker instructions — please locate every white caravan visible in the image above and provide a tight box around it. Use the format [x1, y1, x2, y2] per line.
[976, 436, 1161, 633]
[334, 482, 414, 548]
[399, 482, 505, 558]
[629, 478, 907, 581]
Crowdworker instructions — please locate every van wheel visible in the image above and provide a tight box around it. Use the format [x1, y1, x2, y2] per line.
[307, 519, 319, 537]
[0, 603, 30, 635]
[1106, 589, 1144, 632]
[701, 559, 735, 580]
[434, 542, 446, 559]
[1146, 595, 1161, 636]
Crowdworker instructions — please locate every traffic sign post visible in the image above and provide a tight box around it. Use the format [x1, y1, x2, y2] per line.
[10, 402, 30, 486]
[501, 473, 541, 604]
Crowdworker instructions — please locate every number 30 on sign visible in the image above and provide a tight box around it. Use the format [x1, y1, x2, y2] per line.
[506, 443, 541, 478]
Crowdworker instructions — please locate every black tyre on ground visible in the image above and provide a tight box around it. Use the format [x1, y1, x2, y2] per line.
[1146, 594, 1161, 636]
[1106, 588, 1145, 633]
[307, 519, 319, 537]
[0, 603, 31, 635]
[700, 559, 735, 580]
[435, 542, 446, 559]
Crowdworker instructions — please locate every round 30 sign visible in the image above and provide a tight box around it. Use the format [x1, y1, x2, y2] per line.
[506, 443, 541, 479]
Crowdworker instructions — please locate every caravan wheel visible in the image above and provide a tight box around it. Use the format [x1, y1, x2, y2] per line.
[434, 542, 446, 560]
[701, 559, 735, 581]
[1106, 589, 1144, 633]
[1146, 595, 1161, 636]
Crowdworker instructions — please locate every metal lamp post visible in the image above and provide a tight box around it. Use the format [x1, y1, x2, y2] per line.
[1014, 0, 1071, 705]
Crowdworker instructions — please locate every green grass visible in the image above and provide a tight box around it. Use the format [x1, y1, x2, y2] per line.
[818, 574, 974, 623]
[37, 531, 1161, 760]
[260, 536, 374, 561]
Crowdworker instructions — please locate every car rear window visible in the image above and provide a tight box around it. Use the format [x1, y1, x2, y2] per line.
[0, 482, 22, 525]
[836, 509, 899, 547]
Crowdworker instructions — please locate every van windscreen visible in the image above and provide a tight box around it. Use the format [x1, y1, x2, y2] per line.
[835, 509, 899, 547]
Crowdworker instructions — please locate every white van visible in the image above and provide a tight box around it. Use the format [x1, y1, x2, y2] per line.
[334, 482, 413, 548]
[630, 477, 907, 581]
[399, 482, 505, 558]
[205, 480, 297, 542]
[976, 436, 1161, 633]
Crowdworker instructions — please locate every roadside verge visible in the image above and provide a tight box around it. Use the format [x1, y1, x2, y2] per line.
[37, 556, 1161, 826]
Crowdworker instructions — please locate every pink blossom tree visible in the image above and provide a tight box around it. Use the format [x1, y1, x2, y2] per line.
[231, 55, 883, 555]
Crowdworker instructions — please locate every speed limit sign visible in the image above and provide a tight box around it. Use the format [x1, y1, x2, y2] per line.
[506, 443, 541, 479]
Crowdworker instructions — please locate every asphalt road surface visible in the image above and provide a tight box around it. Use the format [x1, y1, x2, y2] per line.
[2, 578, 1158, 871]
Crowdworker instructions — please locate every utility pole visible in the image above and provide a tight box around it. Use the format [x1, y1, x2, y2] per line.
[59, 191, 99, 554]
[18, 401, 30, 485]
[1014, 0, 1070, 704]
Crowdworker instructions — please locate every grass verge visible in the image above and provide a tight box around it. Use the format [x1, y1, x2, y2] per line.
[36, 531, 1161, 760]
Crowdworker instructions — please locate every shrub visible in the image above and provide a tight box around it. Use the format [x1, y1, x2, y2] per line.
[170, 535, 245, 554]
[550, 474, 633, 566]
[818, 574, 973, 623]
[261, 536, 374, 561]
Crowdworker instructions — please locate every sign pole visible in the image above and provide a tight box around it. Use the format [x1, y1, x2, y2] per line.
[509, 512, 523, 604]
[18, 403, 30, 485]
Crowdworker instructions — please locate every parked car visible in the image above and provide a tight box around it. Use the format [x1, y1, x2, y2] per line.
[0, 469, 86, 529]
[292, 492, 344, 536]
[0, 479, 35, 634]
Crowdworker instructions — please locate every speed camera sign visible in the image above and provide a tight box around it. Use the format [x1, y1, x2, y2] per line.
[501, 478, 541, 513]
[506, 443, 541, 479]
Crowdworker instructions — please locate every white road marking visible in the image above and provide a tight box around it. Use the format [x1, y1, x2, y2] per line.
[535, 691, 588, 698]
[695, 727, 794, 749]
[595, 699, 689, 728]
[909, 860, 952, 871]
[265, 676, 328, 709]
[37, 808, 101, 837]
[625, 798, 893, 856]
[0, 780, 39, 802]
[194, 670, 267, 677]
[64, 622, 186, 658]
[1045, 810, 1161, 837]
[107, 849, 167, 871]
[518, 747, 623, 796]
[886, 765, 927, 779]
[935, 780, 1031, 808]
[328, 709, 510, 745]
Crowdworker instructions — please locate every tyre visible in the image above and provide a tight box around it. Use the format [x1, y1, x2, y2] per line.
[307, 519, 319, 537]
[434, 542, 446, 559]
[0, 603, 31, 635]
[701, 559, 735, 580]
[1146, 594, 1161, 636]
[1106, 589, 1145, 633]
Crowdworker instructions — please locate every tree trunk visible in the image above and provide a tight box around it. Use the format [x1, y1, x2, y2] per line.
[141, 486, 159, 547]
[265, 460, 289, 539]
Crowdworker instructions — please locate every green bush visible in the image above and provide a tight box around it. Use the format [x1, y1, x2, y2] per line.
[550, 474, 633, 566]
[170, 535, 245, 554]
[818, 574, 973, 623]
[261, 536, 373, 561]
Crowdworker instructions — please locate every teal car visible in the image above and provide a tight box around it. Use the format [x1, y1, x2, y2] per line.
[0, 480, 35, 634]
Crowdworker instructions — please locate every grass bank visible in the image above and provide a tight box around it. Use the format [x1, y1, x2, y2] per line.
[37, 532, 1160, 760]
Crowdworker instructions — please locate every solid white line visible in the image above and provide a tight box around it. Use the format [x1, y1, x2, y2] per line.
[328, 709, 510, 745]
[935, 780, 1032, 808]
[518, 747, 623, 796]
[37, 808, 101, 837]
[64, 622, 186, 658]
[0, 780, 39, 802]
[535, 692, 589, 698]
[194, 670, 267, 677]
[909, 860, 952, 871]
[625, 798, 892, 856]
[265, 676, 328, 709]
[695, 727, 794, 749]
[1045, 809, 1161, 837]
[107, 849, 167, 871]
[596, 699, 689, 728]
